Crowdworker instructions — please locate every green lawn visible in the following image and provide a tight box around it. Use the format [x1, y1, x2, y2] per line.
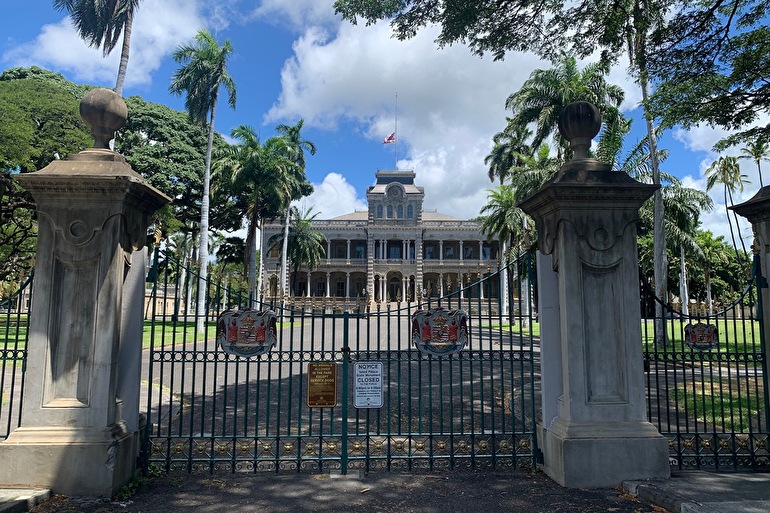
[642, 319, 761, 354]
[670, 378, 765, 432]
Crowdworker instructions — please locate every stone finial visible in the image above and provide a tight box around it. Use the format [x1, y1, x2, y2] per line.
[79, 88, 128, 149]
[558, 102, 601, 160]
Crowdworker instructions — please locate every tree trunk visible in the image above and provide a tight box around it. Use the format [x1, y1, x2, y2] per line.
[196, 102, 216, 332]
[114, 11, 132, 96]
[706, 269, 713, 316]
[679, 245, 689, 316]
[246, 215, 258, 302]
[256, 224, 264, 307]
[640, 72, 667, 344]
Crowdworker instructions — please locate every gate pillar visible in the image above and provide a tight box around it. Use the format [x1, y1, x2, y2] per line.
[0, 89, 170, 496]
[731, 188, 770, 376]
[519, 102, 669, 487]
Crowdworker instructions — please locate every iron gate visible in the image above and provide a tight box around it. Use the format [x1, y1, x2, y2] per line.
[0, 276, 31, 440]
[142, 252, 539, 473]
[642, 254, 769, 470]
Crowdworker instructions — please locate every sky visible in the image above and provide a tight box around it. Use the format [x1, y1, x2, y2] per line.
[2, 0, 767, 244]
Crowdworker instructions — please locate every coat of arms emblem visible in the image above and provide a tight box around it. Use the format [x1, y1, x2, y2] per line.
[411, 307, 468, 356]
[216, 309, 278, 357]
[684, 322, 718, 351]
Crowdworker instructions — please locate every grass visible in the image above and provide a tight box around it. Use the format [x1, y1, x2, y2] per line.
[670, 378, 765, 432]
[642, 319, 762, 354]
[480, 321, 541, 338]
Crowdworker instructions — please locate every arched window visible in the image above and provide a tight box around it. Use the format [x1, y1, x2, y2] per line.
[397, 205, 404, 218]
[387, 205, 393, 218]
[376, 205, 383, 218]
[407, 205, 414, 218]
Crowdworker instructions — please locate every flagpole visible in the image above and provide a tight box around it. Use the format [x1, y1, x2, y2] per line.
[394, 93, 398, 169]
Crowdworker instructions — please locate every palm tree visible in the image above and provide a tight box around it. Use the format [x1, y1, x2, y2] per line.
[285, 207, 326, 295]
[275, 119, 316, 298]
[484, 122, 532, 184]
[480, 185, 533, 259]
[696, 231, 732, 316]
[170, 29, 236, 331]
[706, 156, 750, 265]
[53, 0, 142, 95]
[505, 54, 624, 159]
[740, 139, 770, 188]
[214, 127, 298, 303]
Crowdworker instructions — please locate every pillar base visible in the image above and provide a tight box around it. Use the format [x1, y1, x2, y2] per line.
[540, 418, 670, 488]
[0, 424, 138, 497]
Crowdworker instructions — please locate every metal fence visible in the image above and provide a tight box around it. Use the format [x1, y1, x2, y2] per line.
[0, 276, 31, 440]
[142, 251, 539, 473]
[642, 255, 769, 470]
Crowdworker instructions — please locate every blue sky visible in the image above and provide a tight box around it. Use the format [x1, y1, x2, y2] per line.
[2, 0, 765, 242]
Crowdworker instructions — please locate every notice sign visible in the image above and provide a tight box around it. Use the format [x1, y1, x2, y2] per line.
[354, 361, 383, 408]
[307, 362, 337, 408]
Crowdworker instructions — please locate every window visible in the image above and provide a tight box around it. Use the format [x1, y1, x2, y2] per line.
[397, 205, 404, 218]
[376, 205, 383, 218]
[387, 205, 393, 218]
[407, 205, 414, 218]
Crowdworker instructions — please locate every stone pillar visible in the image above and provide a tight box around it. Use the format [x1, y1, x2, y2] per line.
[732, 188, 770, 370]
[519, 102, 668, 488]
[0, 89, 170, 496]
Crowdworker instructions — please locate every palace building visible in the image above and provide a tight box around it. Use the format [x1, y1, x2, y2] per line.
[261, 170, 501, 305]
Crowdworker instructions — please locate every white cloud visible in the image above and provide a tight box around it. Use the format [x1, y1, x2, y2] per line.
[2, 0, 203, 89]
[297, 172, 367, 219]
[251, 0, 341, 31]
[265, 20, 550, 219]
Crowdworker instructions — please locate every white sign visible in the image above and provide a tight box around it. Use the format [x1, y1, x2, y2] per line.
[354, 362, 383, 408]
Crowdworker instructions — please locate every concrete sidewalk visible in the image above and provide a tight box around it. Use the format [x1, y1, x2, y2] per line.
[625, 470, 770, 513]
[1, 469, 768, 512]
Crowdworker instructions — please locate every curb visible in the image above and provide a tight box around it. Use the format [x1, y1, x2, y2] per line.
[0, 490, 50, 513]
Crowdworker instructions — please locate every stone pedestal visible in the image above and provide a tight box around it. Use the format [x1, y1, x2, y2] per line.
[519, 102, 669, 488]
[0, 89, 169, 496]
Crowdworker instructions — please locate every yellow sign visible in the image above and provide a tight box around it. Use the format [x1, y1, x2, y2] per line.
[307, 362, 337, 408]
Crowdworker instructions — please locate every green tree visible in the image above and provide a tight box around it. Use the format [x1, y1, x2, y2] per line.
[739, 138, 770, 188]
[648, 1, 770, 149]
[0, 72, 92, 283]
[705, 156, 750, 264]
[484, 122, 532, 184]
[275, 119, 316, 298]
[284, 207, 326, 295]
[505, 55, 624, 159]
[694, 230, 733, 315]
[479, 185, 532, 257]
[53, 0, 143, 95]
[170, 29, 237, 330]
[214, 127, 298, 301]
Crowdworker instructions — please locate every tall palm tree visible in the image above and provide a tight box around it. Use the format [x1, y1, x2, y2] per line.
[480, 185, 533, 258]
[275, 119, 316, 298]
[740, 139, 770, 188]
[706, 156, 750, 265]
[214, 127, 295, 303]
[170, 29, 236, 330]
[53, 0, 142, 95]
[505, 54, 624, 159]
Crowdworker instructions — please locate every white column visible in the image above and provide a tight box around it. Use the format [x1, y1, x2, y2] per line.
[478, 240, 483, 261]
[402, 240, 407, 262]
[439, 273, 444, 296]
[327, 239, 332, 262]
[346, 239, 351, 262]
[306, 271, 311, 297]
[325, 272, 330, 298]
[346, 272, 350, 298]
[460, 273, 465, 300]
[439, 240, 444, 261]
[459, 241, 464, 261]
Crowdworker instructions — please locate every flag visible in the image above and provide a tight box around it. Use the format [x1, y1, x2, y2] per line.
[382, 132, 396, 144]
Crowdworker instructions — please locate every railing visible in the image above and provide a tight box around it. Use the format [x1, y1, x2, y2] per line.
[0, 275, 32, 440]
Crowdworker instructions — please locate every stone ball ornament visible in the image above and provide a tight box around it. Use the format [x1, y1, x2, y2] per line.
[79, 88, 128, 149]
[558, 101, 602, 160]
